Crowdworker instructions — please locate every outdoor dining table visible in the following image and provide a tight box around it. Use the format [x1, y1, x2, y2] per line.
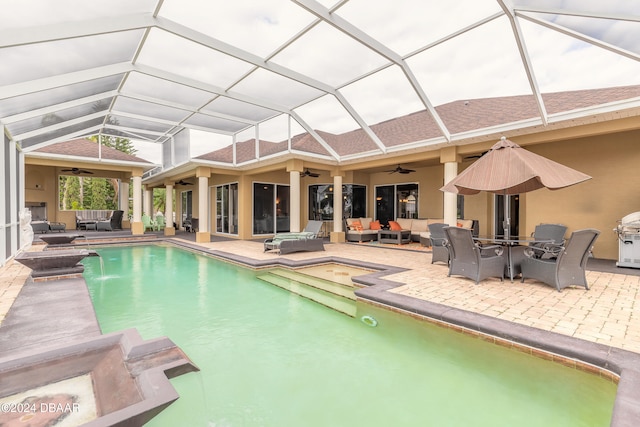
[473, 235, 554, 281]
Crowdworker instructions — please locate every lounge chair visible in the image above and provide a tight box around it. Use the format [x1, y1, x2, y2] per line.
[97, 210, 124, 231]
[264, 220, 325, 254]
[142, 214, 157, 231]
[155, 214, 166, 229]
[427, 223, 450, 265]
[31, 220, 66, 233]
[444, 226, 504, 284]
[520, 229, 599, 292]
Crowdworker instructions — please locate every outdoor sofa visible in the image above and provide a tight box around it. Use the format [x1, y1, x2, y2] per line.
[345, 217, 478, 244]
[345, 217, 380, 242]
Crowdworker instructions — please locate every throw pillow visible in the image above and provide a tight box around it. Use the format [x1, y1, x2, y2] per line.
[388, 220, 402, 231]
[370, 220, 381, 230]
[351, 220, 363, 231]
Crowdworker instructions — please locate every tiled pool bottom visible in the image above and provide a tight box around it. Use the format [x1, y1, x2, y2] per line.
[0, 375, 97, 426]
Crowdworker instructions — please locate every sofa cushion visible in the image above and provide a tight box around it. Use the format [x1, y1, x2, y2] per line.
[370, 220, 381, 230]
[360, 217, 373, 230]
[427, 218, 444, 225]
[395, 218, 413, 230]
[411, 219, 429, 232]
[457, 219, 473, 229]
[347, 229, 378, 235]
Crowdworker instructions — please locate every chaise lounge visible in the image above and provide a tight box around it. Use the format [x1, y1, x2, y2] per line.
[264, 220, 325, 255]
[30, 220, 67, 233]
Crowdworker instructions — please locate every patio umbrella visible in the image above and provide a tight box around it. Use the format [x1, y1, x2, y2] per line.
[440, 137, 591, 239]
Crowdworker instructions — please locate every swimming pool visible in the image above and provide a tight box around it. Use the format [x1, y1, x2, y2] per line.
[83, 245, 616, 426]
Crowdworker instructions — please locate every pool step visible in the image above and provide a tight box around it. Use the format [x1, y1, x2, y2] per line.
[257, 269, 357, 317]
[268, 268, 357, 300]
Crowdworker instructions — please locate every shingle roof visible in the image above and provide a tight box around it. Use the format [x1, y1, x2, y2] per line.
[195, 85, 640, 164]
[196, 139, 288, 163]
[35, 138, 152, 164]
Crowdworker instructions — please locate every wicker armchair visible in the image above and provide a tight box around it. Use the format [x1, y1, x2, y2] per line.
[428, 223, 450, 265]
[529, 223, 568, 258]
[444, 226, 504, 284]
[520, 229, 599, 292]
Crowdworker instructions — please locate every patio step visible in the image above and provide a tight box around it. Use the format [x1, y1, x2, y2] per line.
[257, 268, 357, 317]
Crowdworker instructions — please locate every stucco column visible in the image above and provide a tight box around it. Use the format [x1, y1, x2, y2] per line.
[164, 182, 175, 236]
[143, 187, 152, 217]
[195, 167, 211, 243]
[119, 180, 130, 229]
[441, 147, 459, 227]
[289, 170, 301, 232]
[287, 159, 303, 233]
[119, 181, 129, 212]
[131, 171, 143, 235]
[330, 171, 345, 243]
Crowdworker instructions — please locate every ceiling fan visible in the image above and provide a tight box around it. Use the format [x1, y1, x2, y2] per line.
[386, 165, 416, 174]
[176, 179, 193, 185]
[61, 167, 93, 175]
[300, 169, 320, 178]
[464, 151, 488, 160]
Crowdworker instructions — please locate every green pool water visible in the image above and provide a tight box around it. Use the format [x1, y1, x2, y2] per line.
[82, 245, 616, 427]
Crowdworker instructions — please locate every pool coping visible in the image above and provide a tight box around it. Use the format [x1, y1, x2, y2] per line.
[167, 239, 640, 426]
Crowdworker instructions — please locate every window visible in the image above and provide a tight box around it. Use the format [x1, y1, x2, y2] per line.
[253, 183, 290, 234]
[308, 184, 366, 220]
[375, 183, 419, 225]
[216, 183, 238, 234]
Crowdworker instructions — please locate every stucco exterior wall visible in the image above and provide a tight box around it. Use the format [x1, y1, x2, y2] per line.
[522, 130, 640, 259]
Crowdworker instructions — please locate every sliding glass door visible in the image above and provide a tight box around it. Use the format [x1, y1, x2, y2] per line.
[494, 194, 519, 237]
[181, 190, 192, 227]
[216, 183, 238, 234]
[253, 183, 290, 235]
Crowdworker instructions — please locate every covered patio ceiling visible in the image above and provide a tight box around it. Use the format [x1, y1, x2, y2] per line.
[2, 0, 640, 163]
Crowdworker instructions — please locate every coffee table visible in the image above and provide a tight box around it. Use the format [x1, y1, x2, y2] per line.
[378, 229, 411, 245]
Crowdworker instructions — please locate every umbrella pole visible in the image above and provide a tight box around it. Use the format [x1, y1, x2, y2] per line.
[504, 193, 514, 281]
[503, 192, 510, 241]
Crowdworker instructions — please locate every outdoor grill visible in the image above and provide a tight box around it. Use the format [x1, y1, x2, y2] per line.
[615, 211, 640, 268]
